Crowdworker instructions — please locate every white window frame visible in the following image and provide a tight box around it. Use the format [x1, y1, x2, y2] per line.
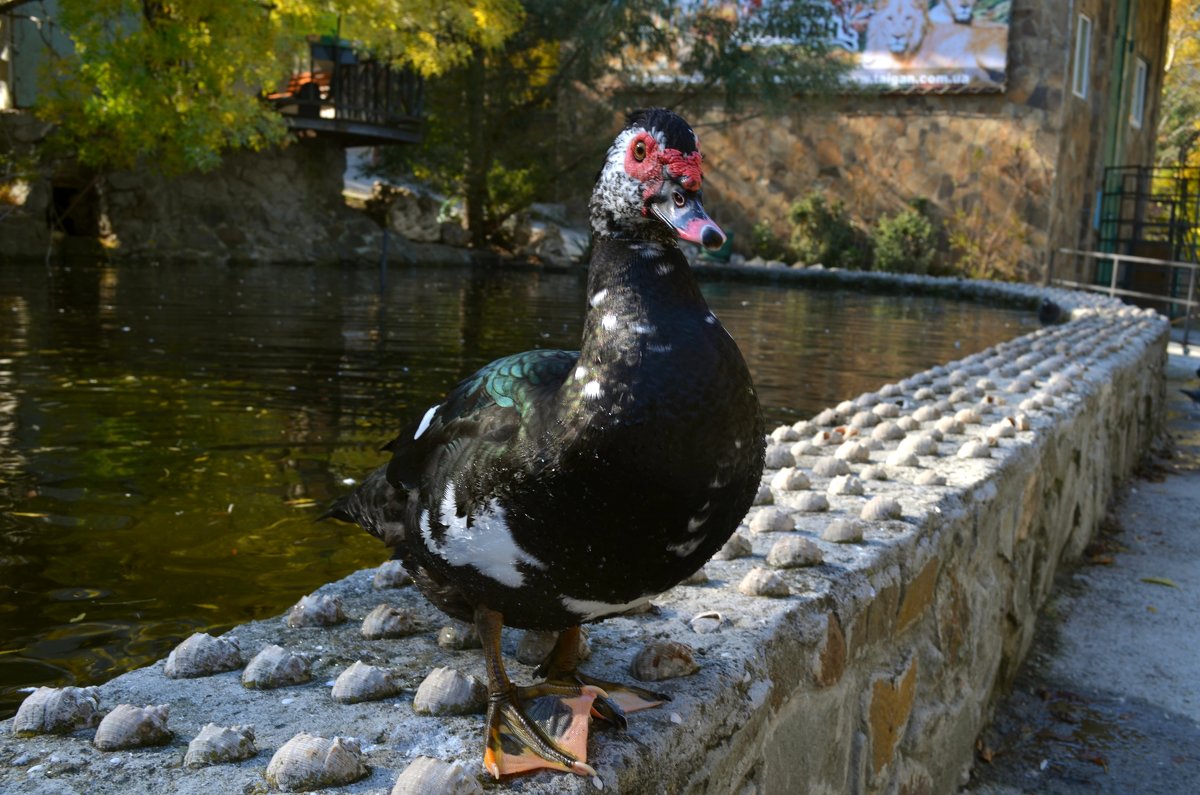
[1130, 56, 1148, 129]
[1073, 14, 1093, 100]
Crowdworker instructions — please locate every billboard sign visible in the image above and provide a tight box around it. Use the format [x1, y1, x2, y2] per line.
[831, 0, 1012, 92]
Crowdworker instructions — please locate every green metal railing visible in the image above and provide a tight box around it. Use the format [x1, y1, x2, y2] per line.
[1052, 247, 1199, 352]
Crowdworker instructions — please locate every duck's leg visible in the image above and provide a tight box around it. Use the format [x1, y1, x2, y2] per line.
[475, 606, 601, 778]
[534, 625, 671, 727]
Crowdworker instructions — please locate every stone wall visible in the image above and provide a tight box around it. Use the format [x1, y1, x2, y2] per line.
[0, 120, 385, 265]
[0, 272, 1167, 795]
[0, 110, 52, 259]
[99, 140, 382, 265]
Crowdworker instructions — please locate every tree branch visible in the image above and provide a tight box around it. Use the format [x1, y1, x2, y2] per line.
[0, 0, 40, 16]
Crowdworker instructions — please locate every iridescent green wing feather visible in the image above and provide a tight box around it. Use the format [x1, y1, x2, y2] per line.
[385, 349, 578, 491]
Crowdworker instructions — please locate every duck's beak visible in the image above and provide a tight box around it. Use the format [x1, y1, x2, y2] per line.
[650, 182, 727, 251]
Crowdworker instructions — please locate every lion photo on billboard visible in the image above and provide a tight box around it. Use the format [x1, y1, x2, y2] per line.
[928, 0, 978, 25]
[920, 15, 1007, 73]
[861, 0, 1006, 75]
[861, 0, 931, 69]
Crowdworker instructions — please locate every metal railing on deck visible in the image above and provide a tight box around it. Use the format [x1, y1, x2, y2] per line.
[1052, 248, 1199, 352]
[266, 49, 424, 144]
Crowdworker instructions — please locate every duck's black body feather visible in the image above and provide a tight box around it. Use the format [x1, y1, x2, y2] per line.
[332, 239, 763, 630]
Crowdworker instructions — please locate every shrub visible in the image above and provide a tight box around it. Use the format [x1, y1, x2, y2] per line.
[873, 203, 939, 274]
[751, 219, 789, 261]
[787, 192, 871, 269]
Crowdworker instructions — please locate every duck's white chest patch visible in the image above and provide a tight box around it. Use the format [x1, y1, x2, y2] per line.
[419, 483, 545, 588]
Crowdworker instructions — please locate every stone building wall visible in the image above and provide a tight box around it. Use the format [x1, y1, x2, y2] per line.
[1049, 0, 1171, 261]
[684, 0, 1169, 280]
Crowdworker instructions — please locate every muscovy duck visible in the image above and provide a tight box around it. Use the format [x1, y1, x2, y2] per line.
[328, 108, 765, 778]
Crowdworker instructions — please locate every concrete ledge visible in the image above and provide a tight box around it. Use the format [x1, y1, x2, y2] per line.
[0, 278, 1168, 795]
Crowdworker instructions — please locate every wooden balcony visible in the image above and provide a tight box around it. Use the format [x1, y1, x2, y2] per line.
[268, 39, 424, 146]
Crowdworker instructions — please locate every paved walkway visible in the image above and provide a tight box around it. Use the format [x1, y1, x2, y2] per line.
[966, 340, 1200, 794]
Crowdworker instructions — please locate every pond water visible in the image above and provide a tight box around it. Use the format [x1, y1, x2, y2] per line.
[0, 260, 1032, 717]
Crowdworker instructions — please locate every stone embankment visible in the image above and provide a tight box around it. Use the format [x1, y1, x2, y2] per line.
[0, 273, 1167, 795]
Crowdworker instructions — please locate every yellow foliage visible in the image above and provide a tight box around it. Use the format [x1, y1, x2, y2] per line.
[1161, 0, 1200, 165]
[32, 0, 523, 173]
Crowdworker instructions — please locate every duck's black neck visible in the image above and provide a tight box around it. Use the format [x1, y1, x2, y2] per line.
[583, 238, 707, 323]
[569, 237, 714, 420]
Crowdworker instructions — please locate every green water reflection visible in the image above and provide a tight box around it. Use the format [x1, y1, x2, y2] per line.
[0, 260, 1031, 717]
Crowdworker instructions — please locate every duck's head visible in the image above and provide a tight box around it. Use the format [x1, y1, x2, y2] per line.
[589, 108, 726, 251]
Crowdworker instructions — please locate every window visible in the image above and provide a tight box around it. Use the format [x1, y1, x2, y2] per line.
[1073, 14, 1092, 99]
[1130, 57, 1148, 128]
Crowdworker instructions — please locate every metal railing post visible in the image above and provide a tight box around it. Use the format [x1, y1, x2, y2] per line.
[1185, 264, 1197, 354]
[1109, 253, 1121, 298]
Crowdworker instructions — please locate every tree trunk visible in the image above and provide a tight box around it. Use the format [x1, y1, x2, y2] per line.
[465, 49, 488, 248]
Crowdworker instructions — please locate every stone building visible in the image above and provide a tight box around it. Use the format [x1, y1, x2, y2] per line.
[694, 0, 1171, 281]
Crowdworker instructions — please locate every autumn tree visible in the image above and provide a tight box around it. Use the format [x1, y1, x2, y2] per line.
[1158, 0, 1200, 164]
[26, 0, 523, 173]
[380, 0, 847, 247]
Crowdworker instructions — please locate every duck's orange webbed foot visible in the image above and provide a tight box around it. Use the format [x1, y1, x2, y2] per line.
[484, 682, 603, 778]
[534, 626, 670, 729]
[476, 606, 603, 778]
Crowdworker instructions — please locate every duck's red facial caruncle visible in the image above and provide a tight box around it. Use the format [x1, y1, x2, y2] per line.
[623, 131, 703, 196]
[624, 130, 725, 251]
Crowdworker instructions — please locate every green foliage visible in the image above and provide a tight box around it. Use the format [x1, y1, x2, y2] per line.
[751, 219, 789, 262]
[33, 0, 524, 174]
[666, 2, 850, 112]
[873, 201, 938, 275]
[787, 192, 871, 269]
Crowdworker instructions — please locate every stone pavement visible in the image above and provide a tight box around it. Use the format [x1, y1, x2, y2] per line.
[965, 340, 1200, 794]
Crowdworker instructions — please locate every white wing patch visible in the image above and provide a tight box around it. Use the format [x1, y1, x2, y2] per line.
[560, 594, 653, 622]
[667, 536, 705, 558]
[420, 483, 545, 588]
[413, 404, 439, 439]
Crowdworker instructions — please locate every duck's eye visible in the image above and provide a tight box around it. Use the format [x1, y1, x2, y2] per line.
[633, 140, 647, 162]
[672, 190, 686, 208]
